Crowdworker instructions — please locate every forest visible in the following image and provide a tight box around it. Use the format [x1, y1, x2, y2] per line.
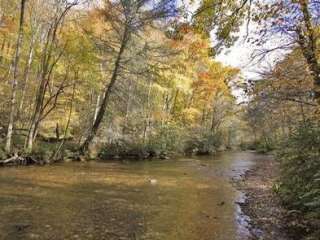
[0, 0, 319, 240]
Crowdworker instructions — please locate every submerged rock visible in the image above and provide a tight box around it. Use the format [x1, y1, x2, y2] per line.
[148, 179, 158, 185]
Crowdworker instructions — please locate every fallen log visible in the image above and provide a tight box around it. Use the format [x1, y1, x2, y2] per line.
[0, 153, 38, 166]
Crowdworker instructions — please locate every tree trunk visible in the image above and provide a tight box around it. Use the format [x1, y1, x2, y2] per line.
[297, 0, 320, 104]
[5, 0, 27, 153]
[123, 78, 133, 134]
[26, 26, 57, 152]
[0, 37, 6, 64]
[51, 78, 76, 161]
[25, 4, 76, 152]
[170, 89, 179, 115]
[4, 41, 14, 83]
[26, 71, 47, 152]
[143, 79, 152, 142]
[18, 37, 35, 118]
[93, 94, 101, 124]
[79, 26, 129, 154]
[55, 123, 60, 140]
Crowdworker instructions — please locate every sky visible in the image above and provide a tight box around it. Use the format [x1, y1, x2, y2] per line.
[216, 22, 289, 84]
[215, 22, 269, 81]
[180, 0, 260, 80]
[214, 22, 286, 102]
[216, 26, 257, 79]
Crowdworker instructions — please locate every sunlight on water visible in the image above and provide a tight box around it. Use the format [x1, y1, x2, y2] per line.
[0, 152, 261, 240]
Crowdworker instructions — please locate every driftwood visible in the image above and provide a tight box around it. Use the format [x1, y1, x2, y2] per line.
[0, 153, 38, 166]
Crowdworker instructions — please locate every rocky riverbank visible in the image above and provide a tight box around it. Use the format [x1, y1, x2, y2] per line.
[237, 154, 290, 240]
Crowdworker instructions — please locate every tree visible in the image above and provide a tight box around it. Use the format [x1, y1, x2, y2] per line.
[251, 0, 320, 104]
[0, 0, 241, 160]
[244, 49, 317, 149]
[193, 0, 320, 105]
[5, 0, 27, 153]
[26, 0, 79, 152]
[79, 0, 177, 154]
[191, 0, 251, 54]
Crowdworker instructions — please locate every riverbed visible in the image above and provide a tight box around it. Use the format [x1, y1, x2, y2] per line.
[0, 151, 264, 240]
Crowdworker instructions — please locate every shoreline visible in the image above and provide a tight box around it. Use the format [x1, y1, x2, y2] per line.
[236, 153, 290, 240]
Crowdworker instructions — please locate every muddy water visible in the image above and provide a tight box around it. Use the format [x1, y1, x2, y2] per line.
[0, 151, 262, 240]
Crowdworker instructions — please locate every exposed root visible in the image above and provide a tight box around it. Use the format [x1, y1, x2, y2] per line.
[0, 153, 38, 166]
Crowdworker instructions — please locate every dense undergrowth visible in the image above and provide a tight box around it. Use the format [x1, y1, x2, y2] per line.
[0, 126, 224, 163]
[276, 122, 320, 240]
[244, 121, 320, 240]
[98, 128, 223, 160]
[240, 120, 320, 240]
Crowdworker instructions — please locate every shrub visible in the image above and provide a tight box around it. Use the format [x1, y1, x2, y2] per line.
[0, 146, 6, 160]
[147, 122, 185, 154]
[277, 121, 320, 222]
[184, 130, 222, 155]
[239, 138, 275, 153]
[99, 139, 157, 160]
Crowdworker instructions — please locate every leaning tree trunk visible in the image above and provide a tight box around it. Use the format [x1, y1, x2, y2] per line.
[26, 67, 48, 152]
[79, 27, 129, 154]
[5, 0, 27, 153]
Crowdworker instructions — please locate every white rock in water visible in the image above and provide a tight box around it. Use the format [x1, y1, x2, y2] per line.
[149, 179, 158, 185]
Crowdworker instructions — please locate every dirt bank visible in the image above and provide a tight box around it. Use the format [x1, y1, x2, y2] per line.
[237, 154, 290, 240]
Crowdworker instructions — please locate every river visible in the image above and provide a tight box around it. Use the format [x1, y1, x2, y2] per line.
[0, 151, 265, 240]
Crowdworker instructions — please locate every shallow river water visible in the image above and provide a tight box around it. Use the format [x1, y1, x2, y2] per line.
[0, 151, 265, 240]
